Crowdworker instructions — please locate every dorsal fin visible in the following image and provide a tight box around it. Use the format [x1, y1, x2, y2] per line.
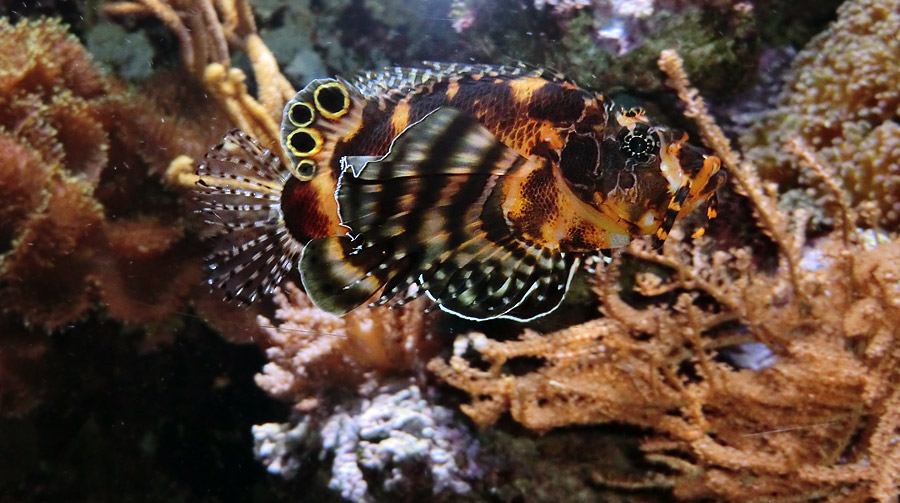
[354, 61, 573, 103]
[299, 108, 579, 321]
[280, 78, 367, 182]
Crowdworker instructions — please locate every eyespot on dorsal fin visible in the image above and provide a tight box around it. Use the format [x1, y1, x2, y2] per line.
[299, 108, 578, 321]
[280, 78, 367, 181]
[193, 129, 302, 303]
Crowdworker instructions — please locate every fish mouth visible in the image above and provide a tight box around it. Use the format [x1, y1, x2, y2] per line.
[655, 127, 715, 178]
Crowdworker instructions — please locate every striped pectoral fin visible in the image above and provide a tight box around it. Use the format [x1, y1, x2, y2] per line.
[321, 107, 564, 320]
[418, 241, 522, 320]
[299, 236, 403, 316]
[499, 253, 581, 322]
[193, 129, 299, 303]
[653, 184, 692, 249]
[408, 236, 579, 321]
[336, 107, 530, 235]
[411, 192, 578, 321]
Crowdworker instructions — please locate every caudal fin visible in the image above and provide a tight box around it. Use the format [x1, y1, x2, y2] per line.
[193, 129, 303, 303]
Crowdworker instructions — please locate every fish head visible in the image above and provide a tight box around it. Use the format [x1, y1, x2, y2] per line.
[556, 105, 670, 225]
[557, 104, 723, 236]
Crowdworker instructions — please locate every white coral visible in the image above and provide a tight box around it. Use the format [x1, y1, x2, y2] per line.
[322, 383, 476, 502]
[252, 381, 479, 503]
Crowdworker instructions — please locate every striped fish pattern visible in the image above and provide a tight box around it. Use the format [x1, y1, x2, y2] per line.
[194, 62, 724, 320]
[301, 109, 580, 321]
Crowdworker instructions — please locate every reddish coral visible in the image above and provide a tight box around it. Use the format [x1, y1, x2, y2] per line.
[0, 133, 53, 249]
[0, 18, 208, 331]
[2, 178, 105, 329]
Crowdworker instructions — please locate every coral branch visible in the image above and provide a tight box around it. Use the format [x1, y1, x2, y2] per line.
[106, 1, 196, 70]
[432, 44, 900, 503]
[104, 0, 293, 166]
[786, 138, 855, 246]
[658, 48, 805, 298]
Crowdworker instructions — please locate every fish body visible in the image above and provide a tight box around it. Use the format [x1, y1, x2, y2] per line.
[195, 63, 723, 320]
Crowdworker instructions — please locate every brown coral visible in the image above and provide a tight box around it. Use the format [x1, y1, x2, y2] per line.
[2, 177, 106, 329]
[0, 18, 211, 331]
[0, 131, 54, 249]
[429, 50, 900, 503]
[740, 0, 900, 230]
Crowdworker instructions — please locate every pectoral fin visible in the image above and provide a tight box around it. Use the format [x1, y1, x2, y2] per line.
[300, 108, 577, 320]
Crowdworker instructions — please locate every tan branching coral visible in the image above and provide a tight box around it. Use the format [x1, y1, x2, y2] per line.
[105, 0, 293, 167]
[740, 0, 900, 230]
[254, 283, 437, 409]
[429, 50, 900, 503]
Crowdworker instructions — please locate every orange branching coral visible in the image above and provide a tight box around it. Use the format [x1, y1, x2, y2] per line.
[429, 50, 900, 502]
[105, 0, 294, 168]
[253, 283, 437, 409]
[740, 0, 900, 230]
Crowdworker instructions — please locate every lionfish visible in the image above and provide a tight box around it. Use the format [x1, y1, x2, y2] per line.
[194, 62, 723, 321]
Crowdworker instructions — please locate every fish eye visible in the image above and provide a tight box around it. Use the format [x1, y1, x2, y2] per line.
[314, 82, 350, 119]
[618, 125, 659, 164]
[295, 160, 317, 180]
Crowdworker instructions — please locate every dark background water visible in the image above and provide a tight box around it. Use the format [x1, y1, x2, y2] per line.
[0, 1, 847, 501]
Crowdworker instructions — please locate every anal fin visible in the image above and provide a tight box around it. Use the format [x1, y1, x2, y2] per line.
[299, 236, 395, 316]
